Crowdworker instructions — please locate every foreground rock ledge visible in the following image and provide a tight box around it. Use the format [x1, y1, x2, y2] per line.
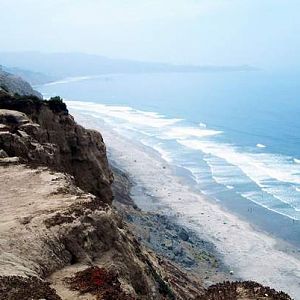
[0, 164, 202, 299]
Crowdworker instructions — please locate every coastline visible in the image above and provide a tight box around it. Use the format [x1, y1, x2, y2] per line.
[111, 161, 232, 287]
[69, 110, 300, 299]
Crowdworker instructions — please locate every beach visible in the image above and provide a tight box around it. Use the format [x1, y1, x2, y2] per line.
[71, 111, 300, 299]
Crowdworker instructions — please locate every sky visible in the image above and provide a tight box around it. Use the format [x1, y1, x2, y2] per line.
[1, 0, 300, 69]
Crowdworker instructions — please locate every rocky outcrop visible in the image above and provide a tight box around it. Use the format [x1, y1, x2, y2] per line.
[0, 92, 113, 203]
[0, 164, 198, 300]
[0, 67, 42, 98]
[197, 281, 292, 300]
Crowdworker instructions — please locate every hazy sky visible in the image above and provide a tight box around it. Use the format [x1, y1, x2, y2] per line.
[1, 0, 300, 68]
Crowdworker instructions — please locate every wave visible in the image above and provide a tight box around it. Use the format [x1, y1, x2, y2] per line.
[226, 185, 234, 190]
[161, 126, 222, 139]
[67, 101, 182, 128]
[240, 191, 299, 220]
[150, 144, 174, 163]
[294, 158, 300, 164]
[67, 100, 300, 219]
[256, 143, 266, 148]
[44, 76, 94, 86]
[178, 139, 300, 216]
[178, 139, 300, 185]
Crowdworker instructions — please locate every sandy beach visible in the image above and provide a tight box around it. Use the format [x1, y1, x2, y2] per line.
[72, 111, 300, 299]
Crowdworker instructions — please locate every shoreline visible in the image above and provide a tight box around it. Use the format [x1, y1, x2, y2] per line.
[71, 110, 300, 299]
[111, 160, 233, 287]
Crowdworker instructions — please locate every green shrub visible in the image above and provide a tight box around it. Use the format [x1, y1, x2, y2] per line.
[47, 96, 68, 113]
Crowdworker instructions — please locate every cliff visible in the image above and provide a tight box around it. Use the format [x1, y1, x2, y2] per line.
[0, 91, 206, 299]
[1, 65, 57, 85]
[0, 163, 205, 299]
[0, 92, 113, 203]
[0, 67, 42, 98]
[0, 86, 292, 299]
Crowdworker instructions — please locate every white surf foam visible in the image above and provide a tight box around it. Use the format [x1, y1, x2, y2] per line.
[162, 126, 222, 139]
[178, 139, 300, 215]
[44, 76, 94, 86]
[256, 143, 266, 148]
[294, 158, 300, 164]
[67, 101, 182, 128]
[178, 139, 300, 186]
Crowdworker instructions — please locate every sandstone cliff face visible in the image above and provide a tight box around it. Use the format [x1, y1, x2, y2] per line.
[0, 164, 193, 299]
[0, 92, 113, 203]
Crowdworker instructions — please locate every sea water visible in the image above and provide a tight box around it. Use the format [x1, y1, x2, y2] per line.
[38, 70, 300, 224]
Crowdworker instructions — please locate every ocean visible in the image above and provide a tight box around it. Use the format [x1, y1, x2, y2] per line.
[38, 70, 300, 241]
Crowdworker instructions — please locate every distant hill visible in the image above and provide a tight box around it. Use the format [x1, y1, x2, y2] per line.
[2, 65, 58, 85]
[0, 66, 42, 98]
[0, 52, 257, 79]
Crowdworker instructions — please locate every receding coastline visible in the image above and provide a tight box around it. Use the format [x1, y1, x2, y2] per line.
[0, 84, 295, 298]
[70, 109, 300, 299]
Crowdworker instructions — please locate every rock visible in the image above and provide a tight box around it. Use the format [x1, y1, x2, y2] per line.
[169, 230, 178, 239]
[0, 156, 20, 165]
[126, 214, 133, 222]
[17, 129, 30, 138]
[164, 239, 173, 250]
[179, 228, 189, 241]
[0, 149, 8, 158]
[0, 96, 113, 203]
[0, 109, 30, 126]
[174, 246, 183, 257]
[198, 281, 292, 300]
[182, 256, 196, 267]
[165, 222, 174, 230]
[0, 124, 9, 132]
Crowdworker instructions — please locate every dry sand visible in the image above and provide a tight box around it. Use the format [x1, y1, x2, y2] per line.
[73, 112, 300, 299]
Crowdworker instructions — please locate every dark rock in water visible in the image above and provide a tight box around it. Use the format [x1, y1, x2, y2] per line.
[179, 228, 189, 241]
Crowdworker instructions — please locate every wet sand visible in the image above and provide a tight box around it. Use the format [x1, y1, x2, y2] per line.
[72, 111, 300, 299]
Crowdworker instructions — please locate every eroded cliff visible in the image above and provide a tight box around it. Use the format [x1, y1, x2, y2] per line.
[0, 89, 292, 300]
[0, 164, 201, 299]
[0, 92, 113, 203]
[0, 92, 206, 299]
